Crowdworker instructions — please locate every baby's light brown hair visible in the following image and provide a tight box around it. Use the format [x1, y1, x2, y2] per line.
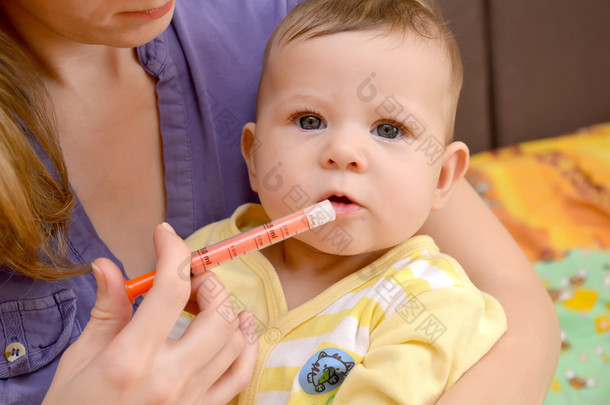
[259, 0, 464, 138]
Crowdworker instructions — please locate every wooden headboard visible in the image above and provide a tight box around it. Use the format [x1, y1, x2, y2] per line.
[438, 0, 610, 153]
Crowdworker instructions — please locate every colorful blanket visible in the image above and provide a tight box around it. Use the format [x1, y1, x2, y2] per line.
[466, 123, 610, 404]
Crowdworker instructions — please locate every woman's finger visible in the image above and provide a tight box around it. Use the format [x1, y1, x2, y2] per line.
[177, 330, 245, 405]
[51, 258, 133, 377]
[191, 270, 239, 325]
[124, 223, 192, 349]
[44, 259, 137, 402]
[85, 259, 134, 343]
[130, 308, 250, 405]
[170, 271, 241, 375]
[178, 312, 257, 405]
[201, 311, 259, 405]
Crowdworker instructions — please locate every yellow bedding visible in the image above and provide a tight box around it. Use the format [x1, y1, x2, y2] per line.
[467, 123, 610, 261]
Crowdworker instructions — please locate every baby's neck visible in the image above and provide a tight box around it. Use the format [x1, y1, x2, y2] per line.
[263, 239, 387, 310]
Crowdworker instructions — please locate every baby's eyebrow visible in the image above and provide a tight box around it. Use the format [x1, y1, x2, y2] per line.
[271, 94, 336, 113]
[280, 94, 326, 104]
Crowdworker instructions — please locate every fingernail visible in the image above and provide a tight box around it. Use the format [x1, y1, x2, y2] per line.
[91, 263, 107, 293]
[239, 312, 255, 332]
[162, 222, 176, 235]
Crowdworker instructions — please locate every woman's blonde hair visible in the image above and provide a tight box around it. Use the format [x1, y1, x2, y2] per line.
[0, 30, 84, 280]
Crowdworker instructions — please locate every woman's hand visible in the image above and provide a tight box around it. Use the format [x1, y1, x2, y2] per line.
[43, 223, 258, 405]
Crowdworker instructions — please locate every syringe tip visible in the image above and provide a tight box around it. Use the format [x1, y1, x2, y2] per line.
[305, 200, 336, 228]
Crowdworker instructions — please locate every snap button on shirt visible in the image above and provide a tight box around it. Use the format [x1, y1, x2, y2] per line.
[5, 342, 26, 362]
[264, 328, 282, 344]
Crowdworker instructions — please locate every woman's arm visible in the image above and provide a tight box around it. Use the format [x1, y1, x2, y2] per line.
[421, 179, 560, 404]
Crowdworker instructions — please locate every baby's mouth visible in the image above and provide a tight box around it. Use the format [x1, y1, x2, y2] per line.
[328, 195, 353, 205]
[326, 195, 362, 215]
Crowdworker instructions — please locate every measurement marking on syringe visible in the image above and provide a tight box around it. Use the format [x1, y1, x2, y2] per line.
[123, 201, 336, 303]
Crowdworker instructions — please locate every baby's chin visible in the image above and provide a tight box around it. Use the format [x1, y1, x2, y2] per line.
[294, 233, 392, 259]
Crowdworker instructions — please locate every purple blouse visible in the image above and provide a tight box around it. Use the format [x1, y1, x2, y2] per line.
[0, 1, 295, 402]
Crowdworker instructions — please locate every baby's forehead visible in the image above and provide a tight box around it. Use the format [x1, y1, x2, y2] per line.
[271, 27, 446, 53]
[267, 29, 454, 74]
[261, 30, 455, 94]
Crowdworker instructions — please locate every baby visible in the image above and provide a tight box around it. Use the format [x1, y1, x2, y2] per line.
[186, 0, 506, 403]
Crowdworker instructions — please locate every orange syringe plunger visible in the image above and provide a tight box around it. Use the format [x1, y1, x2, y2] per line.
[124, 200, 336, 303]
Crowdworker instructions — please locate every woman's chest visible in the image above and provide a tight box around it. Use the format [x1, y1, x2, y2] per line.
[56, 78, 165, 278]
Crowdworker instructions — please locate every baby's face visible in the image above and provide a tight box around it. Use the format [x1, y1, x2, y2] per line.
[243, 30, 455, 255]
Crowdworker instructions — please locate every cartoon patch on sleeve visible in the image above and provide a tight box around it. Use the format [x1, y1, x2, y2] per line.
[298, 348, 355, 395]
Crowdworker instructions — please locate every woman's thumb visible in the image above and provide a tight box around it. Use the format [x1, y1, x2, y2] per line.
[78, 259, 133, 349]
[45, 259, 135, 391]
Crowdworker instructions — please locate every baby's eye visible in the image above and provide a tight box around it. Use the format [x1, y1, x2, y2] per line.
[375, 123, 401, 139]
[299, 115, 325, 130]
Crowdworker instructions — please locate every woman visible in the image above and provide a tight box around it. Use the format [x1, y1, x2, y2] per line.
[0, 19, 256, 405]
[0, 0, 559, 403]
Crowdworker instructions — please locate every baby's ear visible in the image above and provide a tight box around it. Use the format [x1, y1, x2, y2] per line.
[241, 122, 259, 193]
[431, 141, 469, 210]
